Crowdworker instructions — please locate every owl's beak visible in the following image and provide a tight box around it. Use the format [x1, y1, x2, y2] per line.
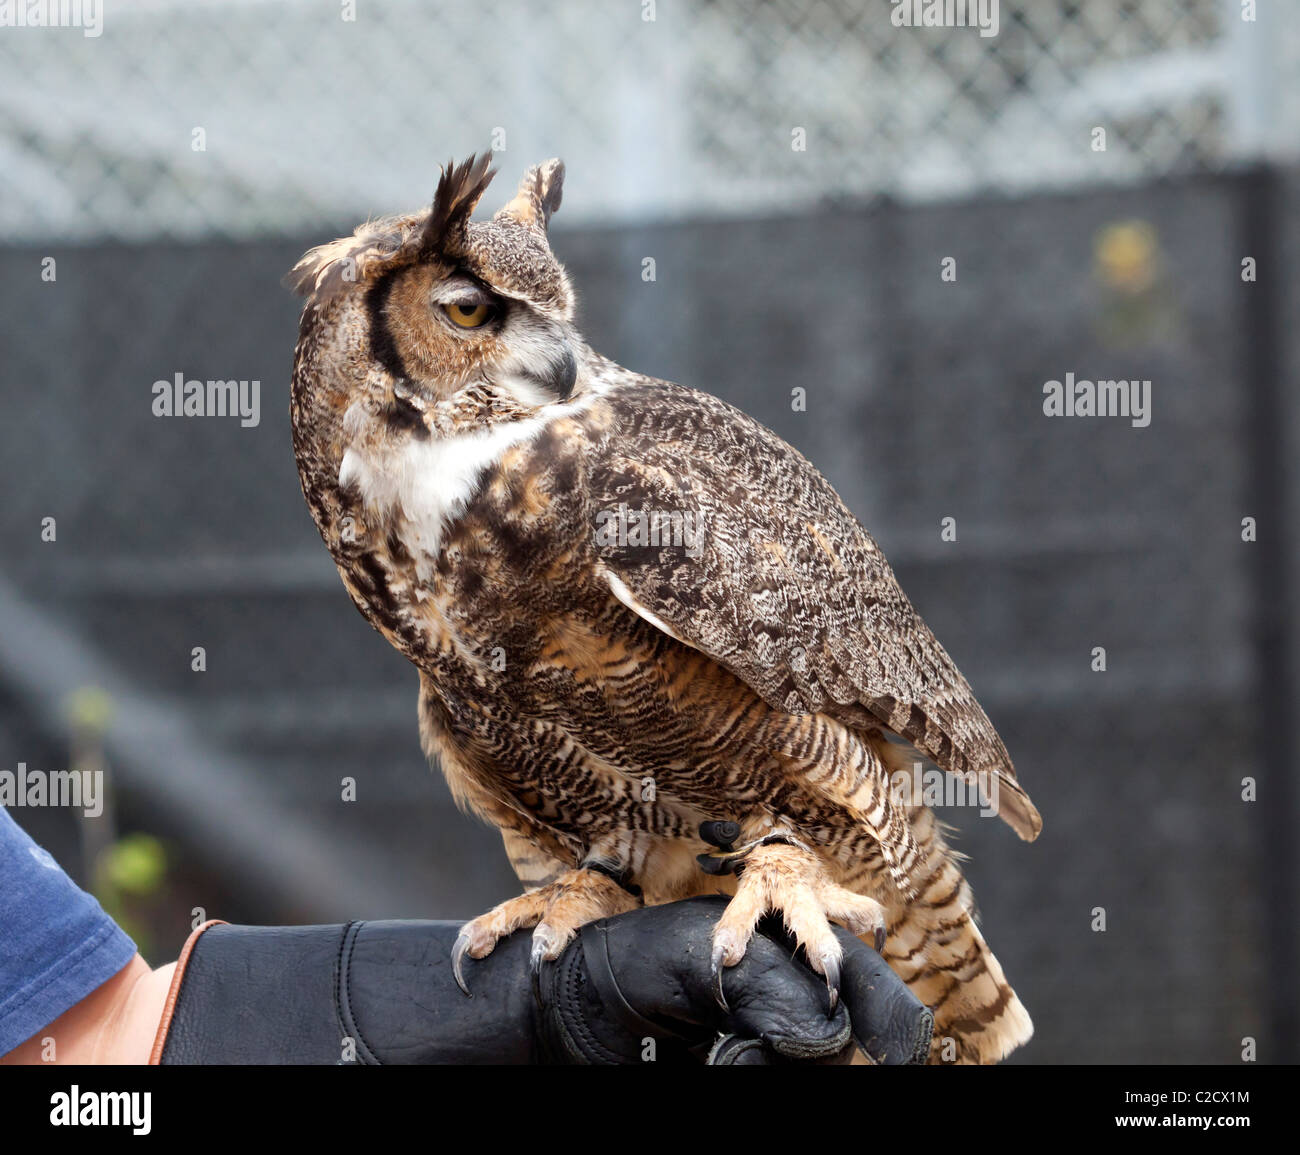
[523, 342, 577, 401]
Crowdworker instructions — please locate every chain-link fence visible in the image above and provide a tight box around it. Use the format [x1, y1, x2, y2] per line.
[2, 0, 1297, 241]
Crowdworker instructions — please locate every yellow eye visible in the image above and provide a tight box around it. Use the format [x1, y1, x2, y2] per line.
[445, 301, 494, 329]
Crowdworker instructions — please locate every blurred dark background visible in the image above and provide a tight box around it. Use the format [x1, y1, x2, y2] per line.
[1, 0, 1297, 1064]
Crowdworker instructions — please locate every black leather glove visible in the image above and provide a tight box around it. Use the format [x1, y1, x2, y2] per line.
[154, 896, 932, 1065]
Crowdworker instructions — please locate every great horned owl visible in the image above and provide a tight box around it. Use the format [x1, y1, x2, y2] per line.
[289, 155, 1041, 1064]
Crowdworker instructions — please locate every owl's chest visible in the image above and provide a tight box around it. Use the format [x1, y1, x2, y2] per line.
[393, 522, 852, 871]
[329, 404, 591, 655]
[337, 415, 557, 578]
[417, 576, 782, 814]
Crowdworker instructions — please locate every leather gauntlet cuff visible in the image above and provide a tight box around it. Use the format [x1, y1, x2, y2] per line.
[152, 919, 543, 1064]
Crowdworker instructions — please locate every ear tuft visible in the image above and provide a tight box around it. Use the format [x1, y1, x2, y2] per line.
[495, 158, 565, 231]
[420, 152, 497, 260]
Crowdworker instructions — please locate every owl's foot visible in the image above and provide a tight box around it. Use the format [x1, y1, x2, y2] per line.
[452, 866, 640, 995]
[707, 836, 887, 1013]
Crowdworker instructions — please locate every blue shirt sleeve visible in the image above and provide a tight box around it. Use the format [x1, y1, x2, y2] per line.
[0, 807, 138, 1055]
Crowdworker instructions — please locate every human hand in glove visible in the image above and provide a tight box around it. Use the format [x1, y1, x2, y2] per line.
[152, 895, 931, 1065]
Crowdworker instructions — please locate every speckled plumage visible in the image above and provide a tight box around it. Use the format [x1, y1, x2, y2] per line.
[289, 156, 1041, 1063]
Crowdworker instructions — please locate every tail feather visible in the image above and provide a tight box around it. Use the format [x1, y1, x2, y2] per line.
[865, 740, 1033, 1063]
[888, 901, 1034, 1063]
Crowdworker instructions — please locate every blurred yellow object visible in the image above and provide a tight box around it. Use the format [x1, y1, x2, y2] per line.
[98, 834, 167, 897]
[1094, 220, 1160, 294]
[65, 685, 114, 732]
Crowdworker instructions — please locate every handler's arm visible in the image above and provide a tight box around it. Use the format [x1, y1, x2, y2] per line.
[1, 954, 174, 1065]
[0, 807, 165, 1064]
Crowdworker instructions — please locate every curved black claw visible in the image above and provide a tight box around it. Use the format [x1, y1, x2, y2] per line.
[530, 940, 546, 1007]
[452, 930, 473, 997]
[822, 952, 841, 1017]
[709, 949, 730, 1013]
[874, 925, 886, 953]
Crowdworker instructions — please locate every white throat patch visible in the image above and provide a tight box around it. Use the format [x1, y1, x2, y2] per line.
[337, 386, 603, 581]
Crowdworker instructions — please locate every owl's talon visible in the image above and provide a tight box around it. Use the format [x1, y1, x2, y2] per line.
[454, 866, 639, 1000]
[452, 930, 473, 996]
[709, 838, 887, 1010]
[529, 943, 546, 1007]
[530, 923, 568, 970]
[709, 951, 730, 1012]
[821, 952, 841, 1016]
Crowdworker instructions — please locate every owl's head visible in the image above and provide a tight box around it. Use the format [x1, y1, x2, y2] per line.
[290, 154, 579, 412]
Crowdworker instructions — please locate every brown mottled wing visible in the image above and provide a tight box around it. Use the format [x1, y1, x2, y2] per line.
[582, 381, 1041, 841]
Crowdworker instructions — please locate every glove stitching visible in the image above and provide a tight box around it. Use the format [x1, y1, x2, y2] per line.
[708, 1034, 768, 1065]
[908, 1006, 935, 1065]
[331, 919, 349, 1060]
[765, 1017, 852, 1060]
[338, 921, 381, 1065]
[551, 948, 628, 1064]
